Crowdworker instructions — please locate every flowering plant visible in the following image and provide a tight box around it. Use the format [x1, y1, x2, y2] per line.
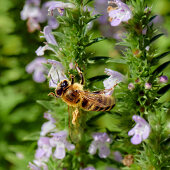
[20, 0, 170, 169]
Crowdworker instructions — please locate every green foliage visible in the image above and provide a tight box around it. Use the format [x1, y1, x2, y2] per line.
[1, 0, 170, 169]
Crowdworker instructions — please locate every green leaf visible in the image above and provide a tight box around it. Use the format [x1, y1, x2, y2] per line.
[152, 61, 170, 75]
[22, 131, 40, 141]
[88, 75, 109, 82]
[151, 51, 170, 65]
[109, 58, 127, 64]
[149, 15, 157, 23]
[150, 33, 164, 44]
[88, 56, 111, 63]
[37, 100, 56, 110]
[85, 37, 107, 47]
[86, 14, 102, 23]
[53, 32, 66, 39]
[157, 84, 170, 95]
[84, 0, 94, 5]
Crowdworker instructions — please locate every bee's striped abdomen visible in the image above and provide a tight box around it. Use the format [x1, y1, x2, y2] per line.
[81, 95, 115, 112]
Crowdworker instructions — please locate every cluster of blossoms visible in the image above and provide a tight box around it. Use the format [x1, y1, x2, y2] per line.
[21, 0, 75, 32]
[29, 112, 75, 169]
[24, 0, 162, 169]
[107, 0, 132, 27]
[88, 132, 112, 158]
[128, 75, 168, 91]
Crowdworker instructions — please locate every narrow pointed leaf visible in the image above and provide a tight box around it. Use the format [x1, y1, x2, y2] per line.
[151, 51, 170, 65]
[152, 61, 170, 75]
[84, 0, 94, 5]
[88, 56, 111, 63]
[37, 100, 56, 110]
[157, 84, 170, 95]
[149, 15, 157, 23]
[53, 32, 66, 39]
[85, 37, 107, 47]
[110, 58, 127, 64]
[150, 33, 164, 44]
[88, 75, 109, 82]
[87, 14, 102, 23]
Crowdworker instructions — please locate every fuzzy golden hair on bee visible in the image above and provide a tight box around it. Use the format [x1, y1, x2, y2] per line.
[48, 65, 115, 112]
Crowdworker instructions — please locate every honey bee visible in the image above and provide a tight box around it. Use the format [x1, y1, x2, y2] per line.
[49, 66, 115, 114]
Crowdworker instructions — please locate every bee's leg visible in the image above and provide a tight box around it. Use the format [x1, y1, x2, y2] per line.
[69, 74, 75, 85]
[48, 92, 58, 98]
[75, 63, 84, 85]
[72, 108, 79, 125]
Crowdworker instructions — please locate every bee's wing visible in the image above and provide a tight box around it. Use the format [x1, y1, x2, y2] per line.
[79, 90, 111, 108]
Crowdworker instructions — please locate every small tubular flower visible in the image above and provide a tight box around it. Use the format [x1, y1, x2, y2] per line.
[35, 137, 52, 162]
[36, 26, 58, 56]
[28, 162, 41, 170]
[103, 68, 124, 95]
[128, 115, 151, 145]
[26, 57, 47, 83]
[50, 131, 75, 159]
[47, 59, 67, 88]
[88, 132, 112, 158]
[44, 1, 75, 16]
[40, 112, 56, 136]
[107, 0, 132, 26]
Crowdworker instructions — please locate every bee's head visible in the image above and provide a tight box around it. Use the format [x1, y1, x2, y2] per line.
[55, 79, 70, 96]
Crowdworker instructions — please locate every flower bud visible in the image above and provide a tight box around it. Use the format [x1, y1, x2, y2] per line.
[128, 83, 135, 91]
[159, 76, 168, 83]
[145, 82, 152, 89]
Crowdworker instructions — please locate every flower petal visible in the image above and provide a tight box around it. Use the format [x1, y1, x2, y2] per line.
[43, 26, 57, 45]
[128, 127, 135, 136]
[142, 124, 151, 140]
[40, 121, 56, 136]
[54, 142, 65, 159]
[131, 134, 142, 145]
[88, 141, 97, 155]
[111, 18, 121, 26]
[99, 145, 110, 158]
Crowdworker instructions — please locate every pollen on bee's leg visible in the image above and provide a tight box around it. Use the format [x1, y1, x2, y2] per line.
[48, 92, 57, 97]
[72, 108, 79, 125]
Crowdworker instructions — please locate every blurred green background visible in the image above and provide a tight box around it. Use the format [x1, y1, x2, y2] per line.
[0, 0, 169, 169]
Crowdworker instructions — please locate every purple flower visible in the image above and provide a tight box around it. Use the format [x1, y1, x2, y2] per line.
[47, 16, 59, 29]
[40, 112, 56, 136]
[28, 162, 41, 170]
[32, 160, 48, 170]
[88, 132, 112, 158]
[47, 59, 67, 88]
[159, 76, 168, 83]
[26, 0, 40, 6]
[44, 112, 56, 123]
[36, 26, 58, 56]
[128, 83, 135, 91]
[145, 82, 152, 90]
[35, 137, 52, 162]
[103, 68, 124, 95]
[113, 151, 122, 162]
[81, 167, 96, 170]
[27, 18, 41, 32]
[21, 3, 42, 21]
[44, 1, 75, 16]
[50, 131, 75, 159]
[26, 57, 47, 83]
[108, 0, 132, 26]
[128, 115, 151, 145]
